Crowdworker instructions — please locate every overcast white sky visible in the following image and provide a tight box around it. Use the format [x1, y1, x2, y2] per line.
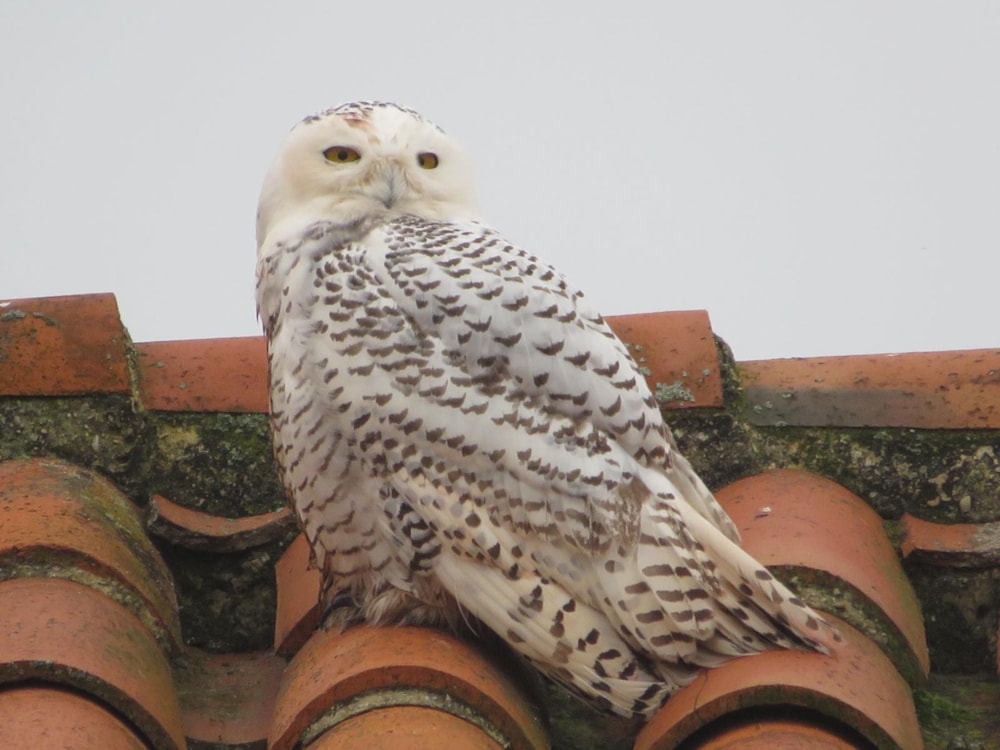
[2, 2, 998, 360]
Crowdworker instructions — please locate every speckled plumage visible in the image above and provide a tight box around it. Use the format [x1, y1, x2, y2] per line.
[256, 101, 839, 717]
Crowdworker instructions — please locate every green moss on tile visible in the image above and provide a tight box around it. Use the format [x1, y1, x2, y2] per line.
[0, 395, 146, 480]
[654, 381, 695, 405]
[915, 675, 1000, 750]
[664, 338, 768, 490]
[754, 427, 1000, 522]
[144, 412, 285, 517]
[905, 564, 998, 674]
[668, 410, 763, 491]
[882, 518, 907, 551]
[172, 649, 286, 750]
[915, 688, 975, 734]
[544, 679, 639, 750]
[159, 542, 284, 652]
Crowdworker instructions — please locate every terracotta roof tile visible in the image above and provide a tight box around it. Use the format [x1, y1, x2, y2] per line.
[0, 458, 182, 651]
[717, 469, 929, 684]
[636, 614, 923, 750]
[0, 578, 185, 750]
[136, 336, 269, 412]
[146, 493, 296, 552]
[269, 625, 548, 750]
[0, 455, 186, 748]
[692, 716, 861, 749]
[741, 349, 1000, 428]
[175, 649, 286, 747]
[274, 533, 322, 657]
[900, 513, 1000, 568]
[607, 310, 724, 408]
[0, 686, 148, 750]
[0, 293, 131, 397]
[308, 704, 507, 749]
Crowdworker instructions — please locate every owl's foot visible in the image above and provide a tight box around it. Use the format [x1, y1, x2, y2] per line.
[320, 588, 365, 633]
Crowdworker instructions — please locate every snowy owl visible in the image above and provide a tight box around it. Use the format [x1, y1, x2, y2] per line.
[256, 101, 839, 718]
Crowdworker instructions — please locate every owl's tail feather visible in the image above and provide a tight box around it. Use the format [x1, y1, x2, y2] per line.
[597, 471, 841, 674]
[663, 448, 742, 544]
[435, 554, 686, 718]
[429, 466, 840, 718]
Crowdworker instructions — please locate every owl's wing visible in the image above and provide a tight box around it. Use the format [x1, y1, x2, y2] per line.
[373, 216, 661, 455]
[259, 216, 648, 555]
[364, 215, 740, 543]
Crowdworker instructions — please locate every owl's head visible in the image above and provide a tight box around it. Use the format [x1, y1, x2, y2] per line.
[257, 102, 480, 249]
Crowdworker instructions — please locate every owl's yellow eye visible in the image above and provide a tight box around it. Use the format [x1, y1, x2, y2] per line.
[417, 152, 439, 169]
[323, 146, 361, 163]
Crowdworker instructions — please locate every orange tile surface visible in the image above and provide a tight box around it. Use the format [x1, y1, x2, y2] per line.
[0, 458, 182, 650]
[694, 716, 860, 749]
[0, 577, 185, 750]
[899, 513, 1000, 567]
[741, 348, 1000, 428]
[635, 615, 923, 750]
[0, 686, 147, 750]
[269, 626, 548, 750]
[0, 293, 131, 396]
[274, 533, 322, 656]
[177, 650, 286, 747]
[136, 336, 269, 412]
[607, 310, 724, 408]
[717, 468, 929, 681]
[309, 705, 505, 749]
[147, 493, 296, 552]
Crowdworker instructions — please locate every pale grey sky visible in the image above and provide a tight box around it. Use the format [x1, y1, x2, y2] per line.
[2, 2, 998, 360]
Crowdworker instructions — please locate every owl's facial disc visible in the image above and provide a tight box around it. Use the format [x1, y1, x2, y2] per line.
[256, 102, 480, 249]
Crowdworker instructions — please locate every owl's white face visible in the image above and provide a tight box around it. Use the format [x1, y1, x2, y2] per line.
[257, 102, 480, 250]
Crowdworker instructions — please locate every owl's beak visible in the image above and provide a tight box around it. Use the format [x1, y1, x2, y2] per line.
[371, 160, 404, 209]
